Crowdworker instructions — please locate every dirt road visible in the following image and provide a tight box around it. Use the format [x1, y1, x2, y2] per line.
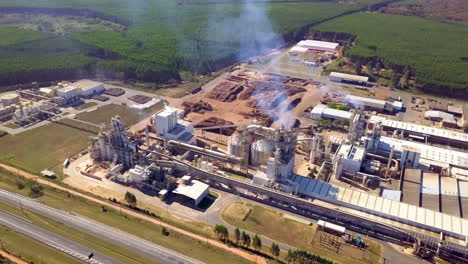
[0, 163, 266, 264]
[0, 249, 28, 264]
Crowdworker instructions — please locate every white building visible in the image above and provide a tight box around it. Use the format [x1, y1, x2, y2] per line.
[332, 143, 365, 179]
[0, 93, 20, 107]
[344, 95, 395, 113]
[296, 40, 339, 52]
[155, 106, 196, 143]
[172, 176, 209, 206]
[128, 165, 149, 182]
[288, 46, 309, 56]
[329, 72, 369, 86]
[424, 111, 454, 122]
[71, 80, 105, 97]
[57, 86, 81, 102]
[310, 104, 353, 120]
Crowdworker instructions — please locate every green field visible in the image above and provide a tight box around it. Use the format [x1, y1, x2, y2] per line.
[0, 227, 82, 264]
[0, 167, 252, 264]
[0, 0, 385, 86]
[314, 12, 468, 95]
[75, 102, 163, 126]
[0, 200, 158, 264]
[0, 123, 92, 173]
[222, 201, 382, 264]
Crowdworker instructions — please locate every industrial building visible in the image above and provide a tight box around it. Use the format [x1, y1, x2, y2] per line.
[172, 176, 209, 206]
[344, 95, 399, 113]
[57, 86, 81, 103]
[155, 106, 196, 143]
[296, 40, 339, 53]
[329, 72, 368, 86]
[13, 101, 49, 123]
[1, 93, 20, 107]
[332, 143, 365, 179]
[70, 79, 105, 97]
[368, 115, 468, 149]
[88, 116, 136, 169]
[463, 105, 468, 128]
[288, 46, 309, 56]
[310, 104, 353, 120]
[424, 111, 454, 122]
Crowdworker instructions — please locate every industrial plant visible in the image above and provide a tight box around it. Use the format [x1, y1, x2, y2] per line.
[57, 58, 468, 263]
[3, 38, 468, 264]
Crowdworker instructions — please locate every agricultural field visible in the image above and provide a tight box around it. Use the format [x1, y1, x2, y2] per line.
[378, 0, 468, 22]
[0, 0, 387, 86]
[314, 12, 468, 95]
[0, 123, 92, 173]
[74, 102, 163, 127]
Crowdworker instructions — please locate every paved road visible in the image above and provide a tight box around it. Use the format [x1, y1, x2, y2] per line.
[0, 189, 204, 264]
[0, 210, 120, 264]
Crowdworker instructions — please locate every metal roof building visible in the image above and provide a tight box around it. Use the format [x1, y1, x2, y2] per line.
[290, 174, 468, 240]
[375, 136, 468, 170]
[424, 111, 454, 121]
[172, 178, 209, 206]
[329, 72, 369, 85]
[370, 116, 468, 148]
[296, 40, 339, 52]
[344, 95, 394, 112]
[310, 104, 353, 120]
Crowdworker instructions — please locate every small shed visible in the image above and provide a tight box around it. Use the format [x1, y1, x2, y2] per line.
[40, 169, 55, 178]
[172, 179, 209, 206]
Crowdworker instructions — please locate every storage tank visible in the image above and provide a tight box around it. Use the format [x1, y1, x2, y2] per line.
[227, 133, 243, 157]
[1, 93, 19, 107]
[250, 139, 273, 166]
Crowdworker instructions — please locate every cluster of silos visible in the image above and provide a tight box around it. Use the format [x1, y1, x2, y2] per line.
[227, 133, 243, 157]
[250, 139, 273, 166]
[228, 132, 275, 167]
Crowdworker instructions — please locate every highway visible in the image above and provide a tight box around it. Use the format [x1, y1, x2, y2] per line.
[0, 189, 204, 264]
[0, 210, 119, 264]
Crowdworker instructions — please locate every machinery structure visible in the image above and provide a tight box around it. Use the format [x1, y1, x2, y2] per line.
[88, 116, 136, 169]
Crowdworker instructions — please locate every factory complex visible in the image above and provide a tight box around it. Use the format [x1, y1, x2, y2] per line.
[51, 57, 468, 263]
[3, 38, 468, 264]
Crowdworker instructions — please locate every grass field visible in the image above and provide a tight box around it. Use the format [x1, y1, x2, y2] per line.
[0, 167, 252, 264]
[75, 102, 163, 127]
[0, 0, 386, 85]
[0, 123, 92, 173]
[0, 227, 82, 264]
[0, 200, 160, 264]
[314, 12, 468, 94]
[74, 101, 98, 110]
[222, 201, 382, 264]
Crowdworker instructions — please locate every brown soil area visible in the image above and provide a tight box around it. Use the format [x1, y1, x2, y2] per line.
[380, 0, 468, 21]
[180, 69, 322, 131]
[182, 100, 213, 114]
[195, 117, 236, 135]
[207, 81, 244, 102]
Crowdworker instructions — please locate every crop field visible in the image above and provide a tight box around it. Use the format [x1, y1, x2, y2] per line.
[314, 12, 468, 95]
[0, 123, 92, 173]
[0, 0, 386, 85]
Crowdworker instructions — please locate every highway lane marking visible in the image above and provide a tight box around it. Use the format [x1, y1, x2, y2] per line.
[0, 189, 204, 264]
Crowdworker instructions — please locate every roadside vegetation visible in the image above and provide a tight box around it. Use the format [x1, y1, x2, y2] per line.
[0, 167, 253, 264]
[0, 226, 83, 264]
[222, 201, 382, 264]
[0, 199, 158, 264]
[314, 12, 468, 96]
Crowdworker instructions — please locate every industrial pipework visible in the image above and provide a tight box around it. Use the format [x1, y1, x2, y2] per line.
[167, 140, 242, 163]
